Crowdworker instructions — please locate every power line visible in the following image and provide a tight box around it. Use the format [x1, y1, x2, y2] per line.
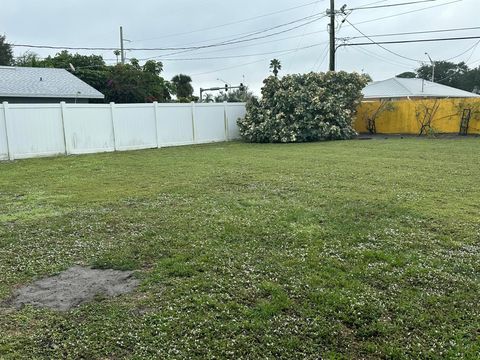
[144, 42, 328, 62]
[348, 0, 440, 10]
[312, 43, 330, 71]
[140, 29, 329, 60]
[129, 12, 325, 54]
[191, 53, 293, 77]
[341, 28, 480, 68]
[347, 0, 463, 26]
[191, 44, 320, 77]
[434, 48, 477, 83]
[11, 14, 326, 52]
[342, 35, 480, 47]
[342, 18, 423, 62]
[341, 26, 480, 41]
[350, 46, 416, 68]
[285, 0, 323, 72]
[444, 40, 480, 61]
[133, 0, 325, 42]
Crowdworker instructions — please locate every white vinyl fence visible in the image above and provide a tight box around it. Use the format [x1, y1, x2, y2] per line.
[0, 101, 246, 161]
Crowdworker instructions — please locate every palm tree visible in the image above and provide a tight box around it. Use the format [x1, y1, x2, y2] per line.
[171, 74, 194, 100]
[269, 59, 282, 77]
[113, 49, 121, 64]
[203, 93, 214, 103]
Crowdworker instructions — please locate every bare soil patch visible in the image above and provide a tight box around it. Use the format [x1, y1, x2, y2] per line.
[8, 266, 139, 311]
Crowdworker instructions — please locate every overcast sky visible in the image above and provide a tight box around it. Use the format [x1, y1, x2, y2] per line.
[2, 0, 478, 96]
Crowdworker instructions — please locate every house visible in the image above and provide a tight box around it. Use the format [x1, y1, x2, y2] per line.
[0, 66, 104, 103]
[362, 77, 480, 101]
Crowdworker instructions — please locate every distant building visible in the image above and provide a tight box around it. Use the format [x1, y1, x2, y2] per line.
[362, 77, 480, 101]
[0, 66, 104, 104]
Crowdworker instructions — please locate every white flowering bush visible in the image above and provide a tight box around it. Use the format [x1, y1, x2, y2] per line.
[238, 71, 368, 142]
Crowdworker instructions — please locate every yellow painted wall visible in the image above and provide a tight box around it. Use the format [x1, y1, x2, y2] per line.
[355, 98, 480, 135]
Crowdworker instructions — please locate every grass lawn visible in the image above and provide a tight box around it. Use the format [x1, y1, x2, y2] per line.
[0, 139, 479, 359]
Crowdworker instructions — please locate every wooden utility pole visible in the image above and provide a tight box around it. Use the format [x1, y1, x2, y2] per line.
[120, 26, 125, 64]
[329, 0, 335, 71]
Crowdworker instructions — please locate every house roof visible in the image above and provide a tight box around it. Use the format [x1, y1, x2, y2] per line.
[362, 77, 480, 99]
[0, 66, 104, 99]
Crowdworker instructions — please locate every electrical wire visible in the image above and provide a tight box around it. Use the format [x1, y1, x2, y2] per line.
[350, 46, 416, 68]
[313, 44, 330, 71]
[342, 26, 480, 41]
[342, 35, 480, 47]
[348, 0, 440, 11]
[285, 0, 324, 72]
[133, 0, 325, 42]
[11, 14, 327, 52]
[444, 40, 480, 61]
[347, 0, 462, 26]
[146, 42, 328, 61]
[342, 18, 423, 62]
[191, 44, 320, 76]
[139, 29, 329, 61]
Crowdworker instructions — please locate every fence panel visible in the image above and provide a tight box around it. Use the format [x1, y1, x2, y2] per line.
[225, 103, 246, 139]
[6, 104, 65, 159]
[156, 104, 194, 146]
[0, 104, 8, 160]
[195, 104, 226, 143]
[0, 102, 247, 161]
[63, 104, 114, 154]
[113, 104, 157, 151]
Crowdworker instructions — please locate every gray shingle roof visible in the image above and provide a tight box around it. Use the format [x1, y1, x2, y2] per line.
[362, 77, 480, 99]
[0, 66, 104, 99]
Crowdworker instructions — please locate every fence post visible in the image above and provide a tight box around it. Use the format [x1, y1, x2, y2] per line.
[191, 101, 196, 143]
[2, 102, 13, 160]
[223, 101, 229, 141]
[59, 102, 68, 155]
[110, 102, 117, 151]
[153, 101, 159, 148]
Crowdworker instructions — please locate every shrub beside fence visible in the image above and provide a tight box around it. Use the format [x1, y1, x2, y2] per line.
[355, 98, 480, 135]
[0, 102, 246, 161]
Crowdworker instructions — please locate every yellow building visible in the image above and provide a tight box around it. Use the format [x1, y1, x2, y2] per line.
[356, 78, 480, 135]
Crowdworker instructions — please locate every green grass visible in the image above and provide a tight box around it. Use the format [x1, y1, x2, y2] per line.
[0, 139, 479, 359]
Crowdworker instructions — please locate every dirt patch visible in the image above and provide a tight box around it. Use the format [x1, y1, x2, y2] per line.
[8, 266, 139, 311]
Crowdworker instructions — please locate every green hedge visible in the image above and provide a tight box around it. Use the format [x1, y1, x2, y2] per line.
[238, 71, 369, 143]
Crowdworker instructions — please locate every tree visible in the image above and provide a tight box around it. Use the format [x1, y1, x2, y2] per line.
[13, 50, 173, 103]
[103, 65, 170, 103]
[143, 60, 163, 75]
[171, 74, 194, 101]
[393, 61, 480, 93]
[36, 50, 106, 70]
[14, 51, 42, 67]
[113, 50, 121, 64]
[396, 71, 416, 79]
[417, 61, 468, 87]
[129, 58, 141, 71]
[0, 35, 13, 66]
[269, 59, 282, 77]
[214, 87, 256, 103]
[203, 93, 214, 103]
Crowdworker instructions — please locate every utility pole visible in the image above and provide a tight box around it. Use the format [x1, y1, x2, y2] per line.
[120, 26, 125, 64]
[329, 0, 335, 71]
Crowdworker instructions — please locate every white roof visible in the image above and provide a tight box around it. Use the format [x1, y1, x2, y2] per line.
[0, 66, 104, 99]
[362, 77, 480, 99]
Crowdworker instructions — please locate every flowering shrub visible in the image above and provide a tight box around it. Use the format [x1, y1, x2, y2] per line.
[238, 71, 369, 142]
